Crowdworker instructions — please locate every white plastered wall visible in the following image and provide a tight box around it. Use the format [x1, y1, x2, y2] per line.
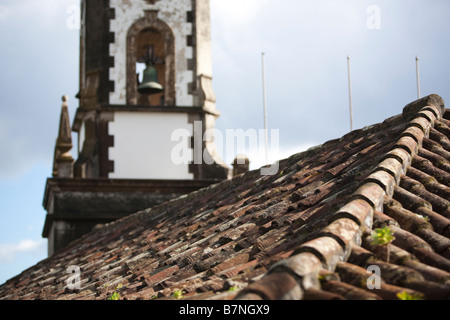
[108, 112, 194, 180]
[109, 0, 193, 105]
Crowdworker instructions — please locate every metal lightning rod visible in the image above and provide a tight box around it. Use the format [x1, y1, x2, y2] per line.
[416, 56, 421, 99]
[347, 56, 354, 132]
[262, 52, 269, 165]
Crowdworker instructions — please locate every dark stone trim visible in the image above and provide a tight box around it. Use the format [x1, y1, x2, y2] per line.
[186, 35, 194, 47]
[187, 58, 195, 71]
[108, 55, 115, 68]
[83, 0, 114, 105]
[108, 7, 115, 19]
[188, 113, 202, 180]
[188, 0, 198, 105]
[108, 31, 115, 44]
[42, 177, 218, 213]
[187, 82, 196, 95]
[186, 112, 230, 180]
[101, 104, 220, 116]
[98, 112, 114, 178]
[105, 2, 115, 103]
[186, 10, 194, 23]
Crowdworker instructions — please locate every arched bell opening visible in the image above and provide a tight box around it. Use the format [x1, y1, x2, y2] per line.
[127, 13, 175, 106]
[136, 28, 165, 106]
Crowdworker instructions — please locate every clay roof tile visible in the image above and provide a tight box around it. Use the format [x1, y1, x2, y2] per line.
[2, 95, 450, 301]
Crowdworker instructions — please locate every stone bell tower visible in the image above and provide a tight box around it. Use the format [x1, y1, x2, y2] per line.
[42, 0, 229, 256]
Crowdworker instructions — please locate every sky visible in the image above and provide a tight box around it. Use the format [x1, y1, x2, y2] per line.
[0, 0, 450, 285]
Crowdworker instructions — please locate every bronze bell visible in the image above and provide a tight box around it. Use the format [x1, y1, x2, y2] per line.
[138, 64, 163, 95]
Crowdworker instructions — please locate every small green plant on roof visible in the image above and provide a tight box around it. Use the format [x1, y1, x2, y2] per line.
[371, 226, 395, 263]
[107, 291, 121, 300]
[173, 289, 185, 300]
[228, 286, 238, 292]
[107, 284, 123, 300]
[371, 226, 395, 245]
[396, 291, 424, 300]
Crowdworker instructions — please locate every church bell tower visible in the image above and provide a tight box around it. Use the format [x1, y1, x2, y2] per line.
[42, 0, 229, 256]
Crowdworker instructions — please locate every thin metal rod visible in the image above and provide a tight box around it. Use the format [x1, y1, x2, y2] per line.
[262, 52, 269, 165]
[347, 56, 353, 131]
[416, 56, 421, 99]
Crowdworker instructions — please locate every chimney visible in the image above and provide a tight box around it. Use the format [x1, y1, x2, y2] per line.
[232, 154, 250, 176]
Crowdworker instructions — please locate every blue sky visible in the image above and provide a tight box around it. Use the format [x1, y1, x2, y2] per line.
[1, 0, 450, 285]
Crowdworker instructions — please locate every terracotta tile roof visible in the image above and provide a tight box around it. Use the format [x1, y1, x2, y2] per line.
[1, 94, 449, 300]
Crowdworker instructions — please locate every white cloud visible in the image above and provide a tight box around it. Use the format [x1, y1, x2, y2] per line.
[0, 239, 46, 264]
[0, 5, 10, 19]
[212, 0, 268, 26]
[0, 0, 66, 24]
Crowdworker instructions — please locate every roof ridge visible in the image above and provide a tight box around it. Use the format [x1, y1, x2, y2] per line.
[88, 96, 446, 240]
[235, 94, 446, 300]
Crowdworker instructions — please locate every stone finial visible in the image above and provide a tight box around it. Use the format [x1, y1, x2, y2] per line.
[52, 95, 74, 178]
